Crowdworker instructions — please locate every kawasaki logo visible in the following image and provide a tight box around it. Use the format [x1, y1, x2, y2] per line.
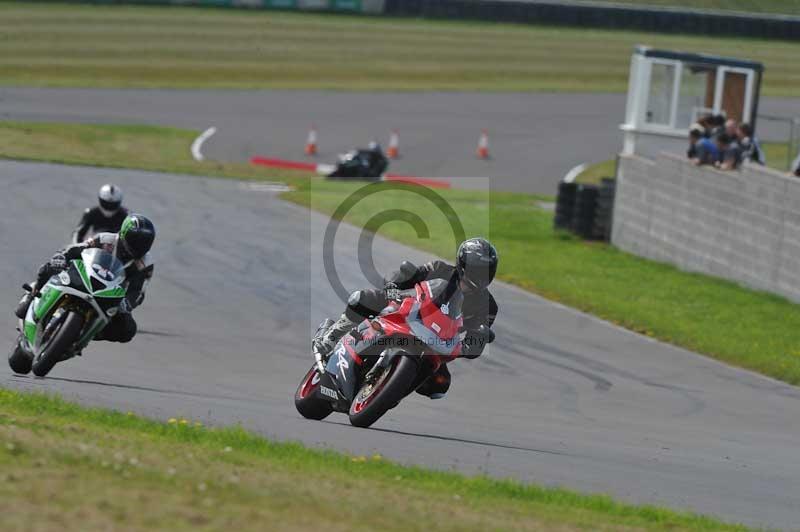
[320, 386, 338, 400]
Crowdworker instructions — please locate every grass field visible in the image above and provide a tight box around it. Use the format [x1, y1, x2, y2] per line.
[3, 120, 800, 387]
[1, 2, 799, 95]
[599, 0, 800, 15]
[0, 388, 747, 531]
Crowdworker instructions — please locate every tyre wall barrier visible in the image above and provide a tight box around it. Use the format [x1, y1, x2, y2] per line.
[554, 180, 615, 241]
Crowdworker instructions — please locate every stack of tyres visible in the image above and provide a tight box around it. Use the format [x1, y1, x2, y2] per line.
[572, 185, 599, 239]
[554, 182, 578, 230]
[592, 178, 616, 242]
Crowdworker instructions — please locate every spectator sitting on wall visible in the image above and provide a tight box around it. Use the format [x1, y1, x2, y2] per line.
[737, 123, 766, 165]
[687, 123, 703, 159]
[689, 126, 719, 166]
[697, 114, 713, 136]
[724, 118, 738, 138]
[701, 114, 726, 138]
[715, 133, 740, 171]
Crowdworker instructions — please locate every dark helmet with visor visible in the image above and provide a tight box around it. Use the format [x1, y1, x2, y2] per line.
[119, 214, 155, 260]
[456, 238, 498, 291]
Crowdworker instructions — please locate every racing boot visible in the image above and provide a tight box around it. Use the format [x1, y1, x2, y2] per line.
[14, 283, 35, 320]
[312, 314, 357, 360]
[61, 347, 83, 361]
[415, 366, 451, 400]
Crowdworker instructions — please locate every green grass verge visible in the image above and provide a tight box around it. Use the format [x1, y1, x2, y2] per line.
[0, 387, 748, 531]
[0, 2, 799, 95]
[0, 121, 311, 182]
[575, 159, 619, 185]
[2, 120, 800, 388]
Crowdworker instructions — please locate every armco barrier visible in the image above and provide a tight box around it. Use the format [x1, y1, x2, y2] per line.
[24, 0, 800, 38]
[25, 0, 387, 14]
[385, 0, 800, 39]
[612, 153, 800, 303]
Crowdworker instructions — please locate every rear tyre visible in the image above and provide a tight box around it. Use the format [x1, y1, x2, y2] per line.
[294, 365, 334, 421]
[32, 312, 84, 378]
[348, 356, 418, 428]
[8, 340, 32, 375]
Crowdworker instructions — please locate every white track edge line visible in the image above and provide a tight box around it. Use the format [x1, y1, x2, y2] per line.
[562, 162, 588, 184]
[191, 126, 217, 162]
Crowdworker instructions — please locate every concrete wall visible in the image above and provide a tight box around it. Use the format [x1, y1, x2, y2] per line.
[612, 152, 800, 302]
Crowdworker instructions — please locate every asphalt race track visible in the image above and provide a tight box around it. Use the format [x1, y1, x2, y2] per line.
[3, 87, 800, 195]
[2, 160, 800, 529]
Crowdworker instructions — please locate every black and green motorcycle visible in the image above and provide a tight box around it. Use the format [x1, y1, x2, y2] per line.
[9, 248, 128, 377]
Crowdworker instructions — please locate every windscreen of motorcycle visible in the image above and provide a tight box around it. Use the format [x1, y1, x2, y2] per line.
[81, 248, 126, 292]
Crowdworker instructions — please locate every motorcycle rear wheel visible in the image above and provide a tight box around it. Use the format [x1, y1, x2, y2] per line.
[348, 356, 417, 428]
[31, 311, 84, 378]
[294, 365, 334, 421]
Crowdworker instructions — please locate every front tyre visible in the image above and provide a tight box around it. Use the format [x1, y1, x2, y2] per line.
[32, 312, 84, 378]
[348, 356, 418, 429]
[8, 339, 33, 375]
[294, 365, 334, 420]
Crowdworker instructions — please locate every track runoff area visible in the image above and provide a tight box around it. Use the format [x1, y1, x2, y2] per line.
[2, 159, 799, 529]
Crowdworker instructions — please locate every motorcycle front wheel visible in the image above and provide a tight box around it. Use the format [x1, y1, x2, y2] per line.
[294, 365, 334, 421]
[348, 356, 417, 428]
[31, 311, 84, 378]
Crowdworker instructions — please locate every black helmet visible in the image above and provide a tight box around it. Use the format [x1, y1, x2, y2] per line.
[98, 184, 123, 215]
[456, 238, 498, 291]
[119, 214, 155, 260]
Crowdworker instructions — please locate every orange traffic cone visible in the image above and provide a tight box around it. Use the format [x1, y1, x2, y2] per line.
[304, 126, 318, 156]
[476, 129, 490, 159]
[387, 130, 400, 159]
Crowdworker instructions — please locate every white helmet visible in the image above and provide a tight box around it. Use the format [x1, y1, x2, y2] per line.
[98, 184, 123, 217]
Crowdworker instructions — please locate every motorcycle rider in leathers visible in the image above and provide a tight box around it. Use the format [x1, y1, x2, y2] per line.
[15, 214, 156, 346]
[313, 238, 499, 399]
[72, 184, 129, 244]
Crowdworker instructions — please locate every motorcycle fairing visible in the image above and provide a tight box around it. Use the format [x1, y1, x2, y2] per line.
[378, 283, 463, 359]
[325, 337, 361, 403]
[318, 280, 464, 408]
[20, 249, 127, 356]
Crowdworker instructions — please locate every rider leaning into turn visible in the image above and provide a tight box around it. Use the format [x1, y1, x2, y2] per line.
[72, 183, 129, 244]
[16, 214, 156, 345]
[313, 237, 499, 399]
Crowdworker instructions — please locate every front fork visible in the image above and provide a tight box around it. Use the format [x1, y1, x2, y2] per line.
[312, 318, 334, 374]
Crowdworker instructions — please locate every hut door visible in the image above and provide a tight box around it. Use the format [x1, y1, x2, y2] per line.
[714, 67, 754, 124]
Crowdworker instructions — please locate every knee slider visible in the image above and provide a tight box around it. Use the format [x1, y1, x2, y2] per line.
[346, 289, 385, 321]
[119, 318, 137, 343]
[345, 290, 367, 321]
